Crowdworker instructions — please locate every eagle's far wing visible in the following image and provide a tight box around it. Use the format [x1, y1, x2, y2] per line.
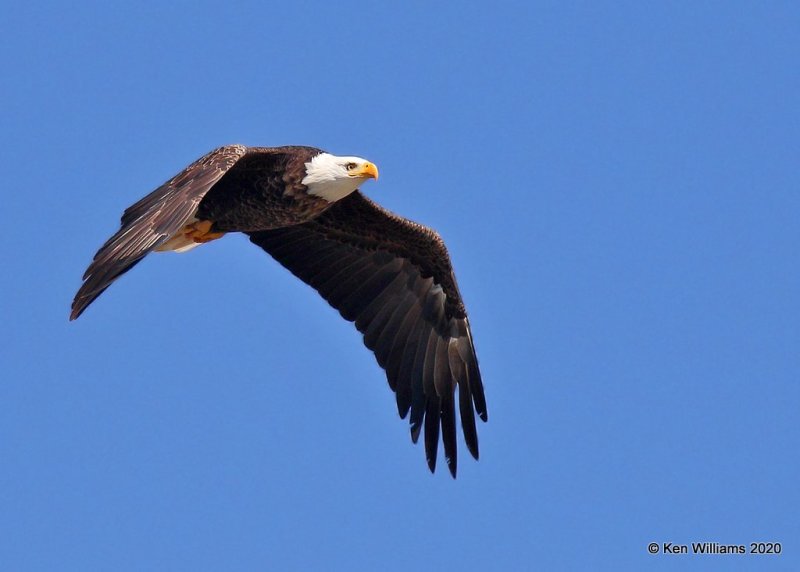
[70, 144, 248, 320]
[247, 191, 487, 477]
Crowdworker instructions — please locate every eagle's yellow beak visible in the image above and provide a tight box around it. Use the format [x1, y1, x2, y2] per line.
[354, 161, 379, 180]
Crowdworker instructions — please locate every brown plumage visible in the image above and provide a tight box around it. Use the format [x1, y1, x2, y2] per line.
[71, 144, 487, 477]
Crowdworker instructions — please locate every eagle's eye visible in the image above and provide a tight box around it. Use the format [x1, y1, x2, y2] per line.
[345, 162, 357, 171]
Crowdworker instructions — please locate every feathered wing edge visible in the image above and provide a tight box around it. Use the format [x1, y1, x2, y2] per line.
[70, 145, 248, 320]
[248, 192, 487, 477]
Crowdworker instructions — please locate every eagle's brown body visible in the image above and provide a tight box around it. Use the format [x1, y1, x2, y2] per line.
[198, 146, 331, 231]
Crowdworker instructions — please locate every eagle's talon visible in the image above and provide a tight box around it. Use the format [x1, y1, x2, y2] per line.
[182, 220, 224, 243]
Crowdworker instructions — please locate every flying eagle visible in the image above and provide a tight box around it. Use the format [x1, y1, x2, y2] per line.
[71, 145, 487, 477]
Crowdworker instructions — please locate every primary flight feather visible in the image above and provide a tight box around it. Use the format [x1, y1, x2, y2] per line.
[71, 145, 487, 477]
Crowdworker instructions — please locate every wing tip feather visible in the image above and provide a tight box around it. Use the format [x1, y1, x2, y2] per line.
[446, 457, 457, 478]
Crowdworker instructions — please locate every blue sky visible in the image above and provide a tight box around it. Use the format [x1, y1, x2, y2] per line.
[2, 1, 798, 570]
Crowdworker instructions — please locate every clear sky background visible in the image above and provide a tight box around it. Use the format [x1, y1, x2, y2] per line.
[1, 2, 798, 570]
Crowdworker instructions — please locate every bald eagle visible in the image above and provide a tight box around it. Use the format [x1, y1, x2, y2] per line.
[71, 145, 487, 477]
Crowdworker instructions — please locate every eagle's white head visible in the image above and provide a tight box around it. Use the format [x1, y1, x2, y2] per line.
[302, 152, 379, 203]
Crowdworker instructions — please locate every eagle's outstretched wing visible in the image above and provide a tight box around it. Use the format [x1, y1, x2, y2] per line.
[71, 145, 248, 320]
[248, 191, 487, 477]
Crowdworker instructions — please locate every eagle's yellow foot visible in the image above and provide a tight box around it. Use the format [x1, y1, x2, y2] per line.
[183, 220, 226, 243]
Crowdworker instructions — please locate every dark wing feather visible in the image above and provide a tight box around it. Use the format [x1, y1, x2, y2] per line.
[70, 145, 248, 320]
[248, 191, 486, 477]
